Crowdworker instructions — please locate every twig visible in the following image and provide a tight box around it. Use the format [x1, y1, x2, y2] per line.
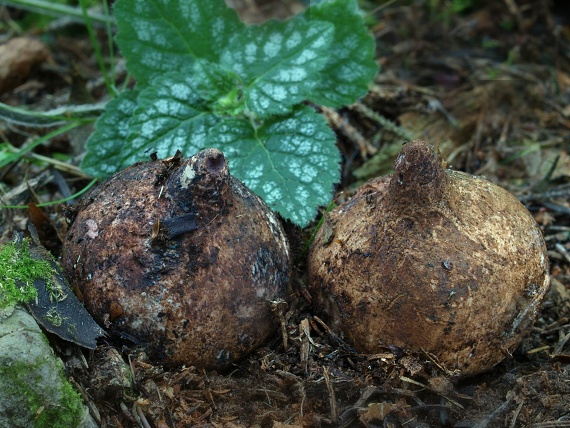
[554, 243, 570, 264]
[531, 423, 570, 428]
[271, 299, 288, 351]
[321, 106, 377, 158]
[502, 0, 524, 30]
[337, 386, 378, 426]
[472, 394, 513, 428]
[421, 347, 459, 376]
[543, 202, 570, 216]
[323, 366, 338, 422]
[1, 171, 53, 203]
[299, 318, 312, 374]
[400, 376, 464, 409]
[120, 402, 136, 423]
[409, 404, 461, 414]
[312, 315, 358, 353]
[554, 331, 570, 354]
[350, 102, 414, 141]
[297, 381, 307, 417]
[510, 400, 524, 428]
[134, 403, 152, 428]
[68, 377, 101, 425]
[518, 184, 570, 203]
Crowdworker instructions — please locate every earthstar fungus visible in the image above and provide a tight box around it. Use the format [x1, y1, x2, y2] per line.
[63, 149, 290, 369]
[308, 140, 549, 376]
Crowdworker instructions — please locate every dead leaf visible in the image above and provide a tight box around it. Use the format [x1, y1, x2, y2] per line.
[22, 225, 105, 349]
[0, 37, 50, 94]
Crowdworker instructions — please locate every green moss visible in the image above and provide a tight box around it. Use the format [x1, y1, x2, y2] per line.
[35, 370, 84, 428]
[0, 239, 53, 309]
[45, 279, 67, 302]
[45, 307, 65, 327]
[0, 357, 84, 428]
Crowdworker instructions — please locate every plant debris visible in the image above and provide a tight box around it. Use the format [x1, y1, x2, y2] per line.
[24, 224, 105, 349]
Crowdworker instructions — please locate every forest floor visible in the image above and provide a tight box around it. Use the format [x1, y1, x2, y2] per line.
[0, 0, 569, 427]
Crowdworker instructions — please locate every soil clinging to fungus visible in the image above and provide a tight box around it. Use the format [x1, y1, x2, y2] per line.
[308, 139, 550, 377]
[63, 149, 290, 369]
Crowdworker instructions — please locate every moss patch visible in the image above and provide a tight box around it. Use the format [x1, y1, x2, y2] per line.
[0, 357, 84, 428]
[0, 238, 53, 309]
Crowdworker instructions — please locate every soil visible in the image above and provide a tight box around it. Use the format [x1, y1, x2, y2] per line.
[1, 0, 569, 427]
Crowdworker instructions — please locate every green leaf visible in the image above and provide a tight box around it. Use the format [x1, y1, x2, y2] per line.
[305, 0, 378, 107]
[192, 60, 241, 103]
[82, 90, 139, 177]
[192, 59, 244, 115]
[114, 0, 244, 84]
[84, 0, 376, 225]
[119, 72, 220, 168]
[82, 71, 221, 177]
[207, 106, 340, 226]
[83, 74, 340, 225]
[221, 18, 334, 118]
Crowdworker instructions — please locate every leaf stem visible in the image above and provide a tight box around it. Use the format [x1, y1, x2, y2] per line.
[0, 101, 105, 127]
[0, 122, 83, 170]
[299, 199, 337, 261]
[79, 0, 114, 95]
[3, 0, 115, 26]
[1, 178, 98, 209]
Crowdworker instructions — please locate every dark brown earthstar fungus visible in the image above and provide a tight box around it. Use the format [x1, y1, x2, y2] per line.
[308, 140, 550, 377]
[63, 149, 290, 369]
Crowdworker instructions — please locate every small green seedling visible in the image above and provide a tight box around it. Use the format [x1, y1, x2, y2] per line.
[82, 0, 378, 226]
